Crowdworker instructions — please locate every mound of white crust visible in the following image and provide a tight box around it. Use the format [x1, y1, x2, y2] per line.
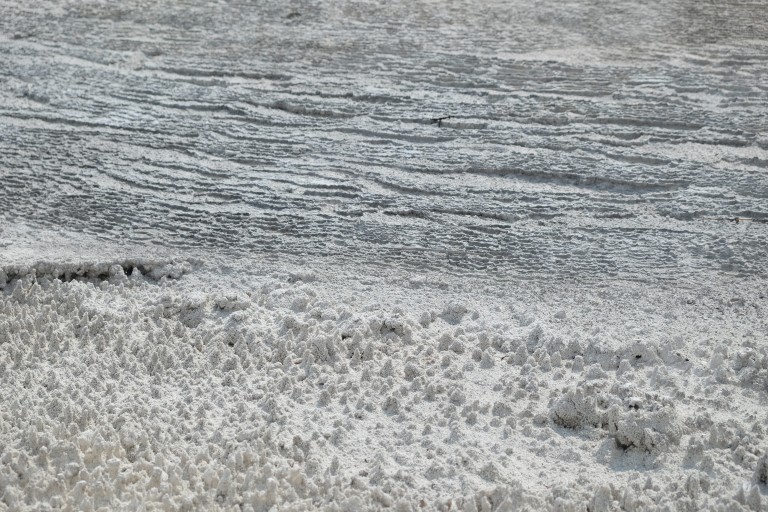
[0, 261, 767, 511]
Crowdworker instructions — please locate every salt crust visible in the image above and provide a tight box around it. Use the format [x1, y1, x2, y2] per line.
[0, 261, 767, 511]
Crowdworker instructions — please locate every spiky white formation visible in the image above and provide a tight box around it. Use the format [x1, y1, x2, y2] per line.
[0, 262, 766, 511]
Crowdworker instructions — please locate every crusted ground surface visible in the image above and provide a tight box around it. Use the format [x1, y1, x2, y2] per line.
[1, 0, 768, 510]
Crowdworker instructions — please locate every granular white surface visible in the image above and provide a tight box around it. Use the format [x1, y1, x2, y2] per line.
[1, 258, 766, 510]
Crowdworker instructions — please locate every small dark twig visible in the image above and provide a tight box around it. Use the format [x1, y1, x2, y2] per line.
[701, 216, 766, 224]
[430, 116, 452, 127]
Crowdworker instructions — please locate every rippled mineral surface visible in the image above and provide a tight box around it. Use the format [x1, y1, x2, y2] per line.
[1, 1, 767, 511]
[3, 0, 767, 277]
